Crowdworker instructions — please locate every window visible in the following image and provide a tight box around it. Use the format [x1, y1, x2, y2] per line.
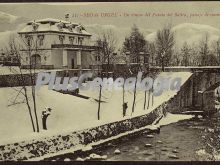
[132, 57, 138, 63]
[38, 35, 44, 46]
[95, 55, 101, 62]
[69, 36, 74, 45]
[75, 37, 78, 45]
[32, 22, 39, 31]
[78, 37, 84, 45]
[59, 35, 65, 44]
[26, 57, 28, 62]
[144, 56, 148, 63]
[76, 26, 82, 33]
[44, 56, 47, 61]
[25, 35, 33, 46]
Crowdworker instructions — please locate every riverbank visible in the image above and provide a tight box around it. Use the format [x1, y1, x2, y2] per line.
[49, 116, 218, 161]
[44, 113, 193, 161]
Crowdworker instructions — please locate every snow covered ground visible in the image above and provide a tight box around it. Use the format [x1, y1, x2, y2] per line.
[155, 113, 193, 127]
[0, 72, 192, 144]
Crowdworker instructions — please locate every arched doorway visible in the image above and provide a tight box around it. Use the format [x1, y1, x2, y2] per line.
[31, 54, 41, 68]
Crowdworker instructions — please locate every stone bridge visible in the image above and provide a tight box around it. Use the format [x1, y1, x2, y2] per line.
[167, 69, 220, 115]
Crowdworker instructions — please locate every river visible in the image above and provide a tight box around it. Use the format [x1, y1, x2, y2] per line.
[47, 117, 219, 161]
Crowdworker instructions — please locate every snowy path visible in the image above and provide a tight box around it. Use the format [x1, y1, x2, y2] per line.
[0, 72, 192, 144]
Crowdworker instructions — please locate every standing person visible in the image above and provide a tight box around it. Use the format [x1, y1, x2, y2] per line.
[123, 102, 128, 117]
[42, 107, 52, 130]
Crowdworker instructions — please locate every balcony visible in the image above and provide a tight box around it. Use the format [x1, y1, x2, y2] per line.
[51, 44, 99, 50]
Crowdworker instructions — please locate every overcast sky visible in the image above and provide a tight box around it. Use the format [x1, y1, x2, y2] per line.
[0, 2, 220, 31]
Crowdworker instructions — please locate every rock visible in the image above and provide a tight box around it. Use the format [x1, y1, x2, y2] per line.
[143, 130, 149, 134]
[146, 134, 154, 138]
[64, 158, 71, 161]
[143, 152, 152, 155]
[161, 148, 168, 151]
[101, 155, 108, 160]
[168, 154, 179, 159]
[157, 140, 163, 144]
[134, 146, 139, 151]
[196, 149, 206, 156]
[108, 142, 113, 146]
[172, 149, 179, 153]
[82, 145, 92, 151]
[145, 143, 153, 147]
[208, 128, 214, 133]
[76, 157, 84, 161]
[108, 143, 116, 147]
[89, 153, 102, 160]
[114, 149, 121, 154]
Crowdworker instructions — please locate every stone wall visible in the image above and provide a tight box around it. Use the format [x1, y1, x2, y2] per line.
[167, 71, 220, 114]
[0, 73, 37, 87]
[0, 102, 167, 161]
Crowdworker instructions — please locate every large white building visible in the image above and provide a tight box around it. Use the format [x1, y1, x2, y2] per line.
[18, 18, 98, 69]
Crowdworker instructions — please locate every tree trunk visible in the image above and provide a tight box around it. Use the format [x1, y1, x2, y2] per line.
[24, 87, 36, 132]
[162, 56, 164, 72]
[152, 88, 154, 106]
[97, 85, 102, 120]
[144, 91, 147, 110]
[131, 76, 138, 114]
[123, 81, 125, 104]
[147, 90, 151, 109]
[107, 54, 110, 78]
[32, 86, 39, 132]
[30, 53, 39, 132]
[19, 69, 36, 132]
[122, 80, 125, 116]
[152, 79, 154, 106]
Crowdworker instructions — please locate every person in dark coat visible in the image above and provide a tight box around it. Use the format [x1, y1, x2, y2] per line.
[123, 102, 128, 117]
[42, 107, 52, 130]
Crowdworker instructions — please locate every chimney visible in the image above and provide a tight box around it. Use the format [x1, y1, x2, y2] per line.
[65, 14, 70, 22]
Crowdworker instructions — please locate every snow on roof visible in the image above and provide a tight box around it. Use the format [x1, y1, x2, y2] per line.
[19, 18, 91, 36]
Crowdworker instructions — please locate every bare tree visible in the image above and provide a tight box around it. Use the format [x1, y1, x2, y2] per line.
[155, 24, 175, 69]
[199, 34, 209, 66]
[122, 24, 147, 114]
[123, 24, 146, 63]
[148, 42, 156, 66]
[95, 29, 117, 120]
[211, 38, 220, 65]
[5, 34, 48, 132]
[181, 42, 191, 66]
[190, 45, 200, 66]
[96, 29, 117, 77]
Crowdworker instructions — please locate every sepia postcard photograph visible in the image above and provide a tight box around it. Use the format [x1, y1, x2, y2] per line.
[0, 1, 220, 162]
